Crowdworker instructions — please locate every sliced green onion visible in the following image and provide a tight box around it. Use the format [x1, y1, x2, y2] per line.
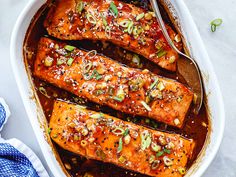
[133, 26, 138, 36]
[150, 78, 159, 90]
[151, 142, 161, 152]
[141, 101, 152, 111]
[117, 137, 123, 153]
[118, 155, 126, 163]
[151, 160, 160, 170]
[47, 127, 52, 134]
[141, 131, 152, 150]
[127, 21, 134, 34]
[90, 113, 103, 119]
[105, 26, 111, 38]
[157, 48, 167, 58]
[64, 45, 75, 52]
[123, 128, 129, 136]
[84, 50, 97, 59]
[178, 167, 186, 175]
[210, 18, 222, 32]
[67, 58, 74, 66]
[57, 57, 66, 65]
[157, 81, 165, 91]
[108, 86, 115, 95]
[86, 13, 97, 25]
[211, 18, 223, 26]
[132, 54, 140, 66]
[113, 96, 124, 102]
[163, 148, 171, 154]
[156, 151, 164, 157]
[136, 13, 144, 21]
[163, 156, 173, 166]
[211, 24, 216, 32]
[44, 56, 53, 67]
[109, 2, 118, 17]
[149, 155, 155, 164]
[102, 16, 108, 27]
[112, 127, 125, 136]
[83, 62, 92, 73]
[119, 19, 130, 28]
[95, 89, 105, 95]
[76, 1, 84, 14]
[39, 87, 50, 98]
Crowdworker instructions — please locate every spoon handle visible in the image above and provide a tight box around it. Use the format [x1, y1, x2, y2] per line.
[150, 0, 203, 114]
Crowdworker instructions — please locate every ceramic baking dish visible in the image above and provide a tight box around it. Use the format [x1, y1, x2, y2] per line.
[10, 0, 225, 176]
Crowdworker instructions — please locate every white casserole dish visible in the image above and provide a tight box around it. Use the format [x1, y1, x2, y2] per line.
[10, 0, 225, 176]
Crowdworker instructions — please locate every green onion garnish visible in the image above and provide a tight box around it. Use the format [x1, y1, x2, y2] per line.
[112, 127, 125, 136]
[127, 20, 134, 34]
[67, 58, 74, 66]
[163, 148, 171, 154]
[76, 1, 84, 14]
[86, 13, 97, 25]
[118, 155, 126, 163]
[210, 18, 222, 32]
[83, 62, 93, 73]
[90, 113, 103, 119]
[39, 87, 50, 98]
[109, 2, 118, 17]
[157, 48, 167, 58]
[119, 19, 130, 28]
[47, 127, 52, 134]
[117, 137, 123, 153]
[150, 78, 159, 90]
[123, 128, 129, 136]
[101, 13, 108, 26]
[113, 96, 124, 102]
[136, 13, 145, 21]
[64, 45, 75, 52]
[141, 131, 152, 150]
[141, 101, 152, 111]
[156, 151, 164, 157]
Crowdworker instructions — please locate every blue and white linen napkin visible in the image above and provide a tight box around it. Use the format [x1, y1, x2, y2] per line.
[0, 98, 49, 177]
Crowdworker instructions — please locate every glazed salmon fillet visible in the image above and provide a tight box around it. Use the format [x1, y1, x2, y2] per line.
[44, 0, 182, 71]
[34, 38, 193, 127]
[49, 101, 195, 177]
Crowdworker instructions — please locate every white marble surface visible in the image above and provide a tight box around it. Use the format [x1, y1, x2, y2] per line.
[0, 0, 236, 176]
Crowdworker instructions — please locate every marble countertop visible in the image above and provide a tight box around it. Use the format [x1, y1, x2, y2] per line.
[0, 0, 235, 176]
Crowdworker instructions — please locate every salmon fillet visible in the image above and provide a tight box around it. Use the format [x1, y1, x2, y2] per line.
[34, 37, 193, 128]
[49, 100, 195, 177]
[44, 0, 182, 71]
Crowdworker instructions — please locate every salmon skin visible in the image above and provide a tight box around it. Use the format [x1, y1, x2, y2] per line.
[44, 0, 182, 71]
[34, 37, 193, 128]
[49, 100, 195, 177]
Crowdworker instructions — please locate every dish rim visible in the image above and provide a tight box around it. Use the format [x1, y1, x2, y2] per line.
[10, 0, 225, 177]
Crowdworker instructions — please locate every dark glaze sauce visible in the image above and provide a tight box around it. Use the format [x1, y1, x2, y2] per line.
[24, 1, 209, 176]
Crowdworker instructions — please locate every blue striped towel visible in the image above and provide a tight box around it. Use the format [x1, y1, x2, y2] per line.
[0, 98, 49, 177]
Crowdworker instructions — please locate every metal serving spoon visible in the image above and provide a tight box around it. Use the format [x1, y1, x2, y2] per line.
[150, 0, 203, 114]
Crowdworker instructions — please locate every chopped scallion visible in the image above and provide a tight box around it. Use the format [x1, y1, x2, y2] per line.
[210, 18, 223, 32]
[64, 45, 75, 52]
[67, 58, 74, 66]
[86, 13, 97, 25]
[150, 78, 159, 90]
[136, 13, 144, 21]
[157, 48, 167, 58]
[117, 137, 123, 153]
[156, 151, 164, 157]
[112, 127, 125, 136]
[109, 2, 118, 17]
[76, 1, 84, 14]
[39, 87, 50, 98]
[141, 101, 152, 111]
